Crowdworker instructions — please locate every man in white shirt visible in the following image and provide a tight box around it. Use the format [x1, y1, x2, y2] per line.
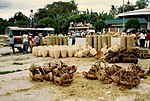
[139, 32, 146, 47]
[22, 33, 29, 54]
[29, 9, 35, 27]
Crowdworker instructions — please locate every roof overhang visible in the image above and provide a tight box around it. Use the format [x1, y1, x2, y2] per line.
[105, 18, 147, 25]
[117, 8, 150, 17]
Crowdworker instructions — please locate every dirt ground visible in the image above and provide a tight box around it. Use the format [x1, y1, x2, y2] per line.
[0, 38, 150, 101]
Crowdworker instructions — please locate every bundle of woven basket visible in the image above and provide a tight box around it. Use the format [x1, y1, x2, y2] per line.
[82, 60, 106, 80]
[105, 47, 150, 63]
[83, 60, 149, 88]
[28, 60, 77, 86]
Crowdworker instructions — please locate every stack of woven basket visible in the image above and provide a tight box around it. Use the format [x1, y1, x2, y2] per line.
[29, 60, 77, 86]
[83, 60, 149, 88]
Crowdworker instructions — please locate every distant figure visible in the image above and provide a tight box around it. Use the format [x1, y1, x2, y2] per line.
[29, 35, 35, 52]
[72, 32, 76, 45]
[139, 32, 146, 48]
[9, 34, 15, 54]
[35, 33, 40, 46]
[145, 30, 150, 48]
[135, 31, 139, 46]
[29, 9, 35, 27]
[81, 31, 85, 37]
[38, 33, 43, 46]
[22, 33, 29, 54]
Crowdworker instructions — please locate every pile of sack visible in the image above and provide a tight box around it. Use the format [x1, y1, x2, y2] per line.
[32, 44, 97, 58]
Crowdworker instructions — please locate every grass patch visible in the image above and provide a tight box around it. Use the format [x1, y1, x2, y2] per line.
[0, 69, 22, 75]
[13, 57, 30, 61]
[13, 62, 23, 65]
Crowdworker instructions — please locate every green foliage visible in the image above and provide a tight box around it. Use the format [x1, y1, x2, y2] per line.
[13, 62, 23, 65]
[0, 18, 10, 34]
[0, 69, 22, 75]
[136, 0, 149, 9]
[36, 0, 78, 34]
[39, 17, 54, 27]
[125, 18, 140, 29]
[14, 21, 29, 27]
[94, 19, 105, 32]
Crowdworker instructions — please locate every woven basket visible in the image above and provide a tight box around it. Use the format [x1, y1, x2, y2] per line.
[46, 36, 50, 45]
[59, 36, 63, 45]
[127, 36, 134, 49]
[86, 35, 89, 43]
[93, 35, 98, 51]
[120, 36, 127, 49]
[98, 35, 102, 51]
[107, 35, 111, 48]
[88, 35, 93, 47]
[62, 36, 68, 45]
[49, 36, 53, 45]
[102, 35, 107, 48]
[55, 36, 60, 45]
[52, 36, 56, 45]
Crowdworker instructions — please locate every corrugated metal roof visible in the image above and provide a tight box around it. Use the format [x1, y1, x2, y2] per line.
[117, 8, 150, 17]
[105, 18, 147, 25]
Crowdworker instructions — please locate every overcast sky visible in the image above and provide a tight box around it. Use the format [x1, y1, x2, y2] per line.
[0, 0, 137, 20]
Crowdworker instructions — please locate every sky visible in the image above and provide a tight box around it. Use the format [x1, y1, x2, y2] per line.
[0, 0, 137, 20]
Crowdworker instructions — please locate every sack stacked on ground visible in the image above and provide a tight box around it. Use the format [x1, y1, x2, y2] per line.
[32, 44, 97, 58]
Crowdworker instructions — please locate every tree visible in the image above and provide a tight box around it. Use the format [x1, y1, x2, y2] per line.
[117, 1, 135, 13]
[7, 11, 29, 27]
[37, 0, 78, 20]
[109, 5, 118, 18]
[125, 18, 140, 30]
[136, 0, 149, 9]
[94, 19, 105, 32]
[39, 17, 54, 27]
[36, 0, 78, 34]
[0, 18, 10, 34]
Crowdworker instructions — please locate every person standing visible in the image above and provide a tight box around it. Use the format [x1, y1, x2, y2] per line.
[135, 31, 139, 47]
[22, 33, 29, 54]
[145, 30, 150, 48]
[72, 32, 76, 45]
[29, 9, 35, 28]
[29, 35, 35, 52]
[139, 31, 146, 48]
[35, 32, 40, 46]
[38, 33, 43, 46]
[9, 34, 15, 54]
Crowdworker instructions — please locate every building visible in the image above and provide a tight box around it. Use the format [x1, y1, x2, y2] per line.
[68, 22, 95, 37]
[105, 7, 150, 33]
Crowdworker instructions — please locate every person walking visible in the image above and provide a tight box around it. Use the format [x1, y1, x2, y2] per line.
[9, 34, 15, 54]
[145, 30, 150, 48]
[72, 32, 76, 45]
[22, 33, 29, 54]
[29, 9, 35, 28]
